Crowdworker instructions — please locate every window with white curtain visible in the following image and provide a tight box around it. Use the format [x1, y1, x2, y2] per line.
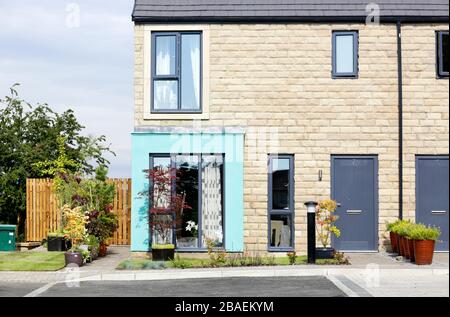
[152, 32, 202, 112]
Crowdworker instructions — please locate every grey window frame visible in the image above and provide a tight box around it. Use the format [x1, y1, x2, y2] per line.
[437, 31, 449, 78]
[267, 154, 295, 252]
[151, 31, 203, 113]
[149, 153, 225, 252]
[332, 31, 359, 78]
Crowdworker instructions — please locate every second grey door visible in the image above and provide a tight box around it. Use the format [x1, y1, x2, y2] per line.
[416, 156, 449, 252]
[331, 156, 378, 251]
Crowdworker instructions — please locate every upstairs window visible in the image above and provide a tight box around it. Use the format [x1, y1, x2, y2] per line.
[332, 31, 359, 78]
[152, 32, 202, 112]
[437, 31, 449, 78]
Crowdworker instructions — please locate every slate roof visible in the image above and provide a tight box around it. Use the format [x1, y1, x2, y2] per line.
[132, 0, 449, 23]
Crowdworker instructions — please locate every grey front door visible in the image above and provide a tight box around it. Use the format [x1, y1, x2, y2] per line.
[331, 156, 378, 251]
[416, 156, 449, 252]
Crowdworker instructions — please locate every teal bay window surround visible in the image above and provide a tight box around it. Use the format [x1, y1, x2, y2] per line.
[131, 129, 244, 252]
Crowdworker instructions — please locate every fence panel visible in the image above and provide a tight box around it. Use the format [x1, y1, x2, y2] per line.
[26, 178, 132, 245]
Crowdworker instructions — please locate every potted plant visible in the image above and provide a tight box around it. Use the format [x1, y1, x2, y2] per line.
[316, 199, 341, 259]
[405, 223, 420, 263]
[62, 205, 87, 267]
[149, 209, 177, 261]
[144, 167, 188, 261]
[393, 220, 412, 258]
[87, 211, 118, 257]
[47, 231, 71, 252]
[85, 235, 100, 260]
[55, 166, 117, 258]
[409, 225, 441, 265]
[391, 223, 404, 256]
[386, 220, 400, 254]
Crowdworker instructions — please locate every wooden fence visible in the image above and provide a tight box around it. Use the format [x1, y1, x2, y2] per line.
[26, 178, 132, 245]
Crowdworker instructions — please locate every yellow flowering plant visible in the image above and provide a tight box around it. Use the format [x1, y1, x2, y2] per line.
[316, 199, 341, 248]
[62, 205, 88, 252]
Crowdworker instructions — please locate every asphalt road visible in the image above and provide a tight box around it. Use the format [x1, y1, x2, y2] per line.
[0, 282, 45, 297]
[1, 277, 346, 297]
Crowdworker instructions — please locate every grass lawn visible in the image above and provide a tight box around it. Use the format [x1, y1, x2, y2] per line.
[117, 255, 344, 270]
[0, 251, 66, 271]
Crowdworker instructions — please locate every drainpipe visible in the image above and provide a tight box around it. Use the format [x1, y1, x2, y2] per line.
[397, 21, 404, 220]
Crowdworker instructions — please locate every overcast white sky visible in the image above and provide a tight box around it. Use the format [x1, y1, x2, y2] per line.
[0, 0, 135, 178]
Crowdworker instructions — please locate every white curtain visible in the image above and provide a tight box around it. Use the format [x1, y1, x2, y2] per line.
[156, 37, 172, 75]
[190, 44, 200, 106]
[202, 156, 223, 245]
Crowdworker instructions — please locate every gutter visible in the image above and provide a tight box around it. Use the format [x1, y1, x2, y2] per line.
[397, 21, 403, 220]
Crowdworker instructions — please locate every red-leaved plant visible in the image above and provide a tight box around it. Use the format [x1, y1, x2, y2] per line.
[143, 167, 190, 246]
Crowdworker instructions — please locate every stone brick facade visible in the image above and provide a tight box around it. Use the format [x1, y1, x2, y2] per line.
[133, 23, 449, 254]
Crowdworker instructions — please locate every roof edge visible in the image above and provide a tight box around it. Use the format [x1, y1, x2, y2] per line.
[132, 15, 450, 24]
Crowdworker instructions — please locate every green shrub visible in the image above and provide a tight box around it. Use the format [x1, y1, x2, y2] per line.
[265, 256, 276, 266]
[117, 259, 140, 270]
[392, 220, 413, 236]
[386, 220, 403, 232]
[47, 230, 65, 238]
[333, 252, 350, 265]
[287, 252, 297, 265]
[151, 244, 175, 250]
[247, 253, 264, 266]
[205, 238, 227, 267]
[227, 254, 241, 267]
[408, 225, 441, 241]
[170, 254, 192, 269]
[142, 261, 166, 270]
[85, 235, 100, 248]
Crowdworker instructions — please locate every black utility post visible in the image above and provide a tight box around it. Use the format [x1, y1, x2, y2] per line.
[305, 201, 318, 264]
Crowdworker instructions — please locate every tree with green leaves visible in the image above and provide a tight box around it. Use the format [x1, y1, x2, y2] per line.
[0, 84, 115, 235]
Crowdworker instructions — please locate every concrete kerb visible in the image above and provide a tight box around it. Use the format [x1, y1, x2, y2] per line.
[62, 266, 449, 284]
[3, 266, 449, 284]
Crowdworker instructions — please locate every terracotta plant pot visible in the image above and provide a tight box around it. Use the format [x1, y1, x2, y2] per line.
[398, 236, 405, 256]
[99, 243, 108, 257]
[64, 252, 83, 267]
[402, 236, 410, 259]
[407, 239, 415, 262]
[414, 240, 435, 265]
[390, 232, 399, 253]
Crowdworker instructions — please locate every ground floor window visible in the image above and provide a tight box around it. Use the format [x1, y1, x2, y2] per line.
[268, 155, 295, 251]
[150, 154, 224, 250]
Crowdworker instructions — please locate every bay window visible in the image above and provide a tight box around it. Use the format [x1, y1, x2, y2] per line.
[149, 154, 224, 250]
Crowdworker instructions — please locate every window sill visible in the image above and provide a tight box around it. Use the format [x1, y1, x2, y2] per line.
[268, 247, 295, 253]
[143, 112, 210, 120]
[332, 75, 359, 79]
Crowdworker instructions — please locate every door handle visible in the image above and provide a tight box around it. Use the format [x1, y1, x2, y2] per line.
[431, 210, 447, 215]
[347, 210, 362, 214]
[336, 203, 342, 207]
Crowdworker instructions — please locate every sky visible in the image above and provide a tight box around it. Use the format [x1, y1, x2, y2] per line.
[0, 0, 135, 178]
